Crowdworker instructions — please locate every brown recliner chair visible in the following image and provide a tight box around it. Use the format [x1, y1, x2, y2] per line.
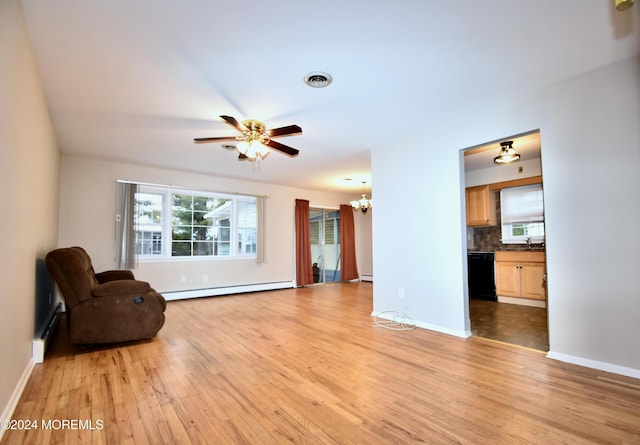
[46, 247, 166, 344]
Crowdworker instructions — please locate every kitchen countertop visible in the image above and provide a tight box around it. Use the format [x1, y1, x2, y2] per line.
[468, 248, 545, 253]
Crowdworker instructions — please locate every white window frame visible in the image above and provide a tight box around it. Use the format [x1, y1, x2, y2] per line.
[135, 185, 257, 260]
[134, 190, 166, 257]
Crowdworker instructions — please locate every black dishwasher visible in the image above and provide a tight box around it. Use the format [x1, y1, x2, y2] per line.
[467, 252, 497, 301]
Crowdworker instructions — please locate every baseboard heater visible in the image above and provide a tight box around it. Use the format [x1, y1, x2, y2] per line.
[32, 303, 63, 364]
[162, 281, 295, 301]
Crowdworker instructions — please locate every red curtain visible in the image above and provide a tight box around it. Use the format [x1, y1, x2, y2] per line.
[295, 199, 314, 286]
[340, 204, 359, 281]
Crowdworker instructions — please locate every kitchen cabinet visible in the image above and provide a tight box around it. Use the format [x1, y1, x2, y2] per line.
[465, 185, 496, 226]
[495, 251, 546, 300]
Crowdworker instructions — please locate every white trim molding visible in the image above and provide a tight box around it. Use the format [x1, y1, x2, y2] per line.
[0, 359, 35, 442]
[371, 311, 471, 338]
[546, 351, 640, 380]
[162, 281, 295, 301]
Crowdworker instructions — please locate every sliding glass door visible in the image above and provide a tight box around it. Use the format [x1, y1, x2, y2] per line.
[309, 208, 340, 283]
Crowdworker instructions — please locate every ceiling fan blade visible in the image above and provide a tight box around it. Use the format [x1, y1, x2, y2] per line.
[267, 125, 302, 138]
[194, 136, 238, 144]
[265, 139, 299, 157]
[220, 115, 245, 132]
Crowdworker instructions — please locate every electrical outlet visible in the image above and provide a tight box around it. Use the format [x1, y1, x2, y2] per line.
[202, 274, 208, 282]
[180, 275, 186, 283]
[398, 288, 405, 299]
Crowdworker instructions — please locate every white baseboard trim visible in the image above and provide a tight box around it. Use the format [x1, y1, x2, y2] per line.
[498, 296, 546, 308]
[0, 358, 35, 442]
[546, 351, 640, 379]
[371, 311, 471, 338]
[360, 274, 373, 282]
[162, 281, 296, 301]
[413, 320, 471, 339]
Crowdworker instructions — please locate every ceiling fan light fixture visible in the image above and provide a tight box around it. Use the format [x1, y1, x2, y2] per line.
[304, 71, 333, 88]
[237, 140, 270, 160]
[615, 0, 635, 10]
[194, 115, 301, 162]
[236, 140, 249, 155]
[494, 140, 521, 164]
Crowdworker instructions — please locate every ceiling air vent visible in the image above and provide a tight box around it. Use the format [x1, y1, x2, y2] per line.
[304, 72, 333, 88]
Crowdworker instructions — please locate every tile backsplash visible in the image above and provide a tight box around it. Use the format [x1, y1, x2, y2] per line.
[471, 225, 503, 251]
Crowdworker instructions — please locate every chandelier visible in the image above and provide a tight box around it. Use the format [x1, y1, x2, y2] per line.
[493, 140, 520, 164]
[350, 181, 372, 212]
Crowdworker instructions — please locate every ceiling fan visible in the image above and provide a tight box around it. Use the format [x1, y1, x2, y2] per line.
[194, 115, 301, 161]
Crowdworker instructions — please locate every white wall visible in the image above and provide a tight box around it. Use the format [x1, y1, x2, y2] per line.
[0, 0, 60, 424]
[372, 55, 640, 376]
[58, 156, 368, 293]
[465, 157, 542, 187]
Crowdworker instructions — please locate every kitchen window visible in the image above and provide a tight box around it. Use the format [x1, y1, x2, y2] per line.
[500, 184, 545, 244]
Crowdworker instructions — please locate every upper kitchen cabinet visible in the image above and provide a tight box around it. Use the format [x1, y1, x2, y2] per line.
[466, 185, 496, 226]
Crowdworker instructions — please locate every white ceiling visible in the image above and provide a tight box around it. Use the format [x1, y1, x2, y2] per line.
[20, 1, 639, 193]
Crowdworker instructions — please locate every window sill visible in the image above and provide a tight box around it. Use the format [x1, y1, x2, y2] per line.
[136, 255, 257, 263]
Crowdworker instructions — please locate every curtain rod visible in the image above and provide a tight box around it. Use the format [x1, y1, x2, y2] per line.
[116, 179, 270, 199]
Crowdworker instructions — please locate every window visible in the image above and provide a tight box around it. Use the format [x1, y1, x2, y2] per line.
[237, 199, 257, 254]
[500, 184, 545, 244]
[135, 192, 164, 255]
[133, 185, 257, 259]
[309, 209, 340, 283]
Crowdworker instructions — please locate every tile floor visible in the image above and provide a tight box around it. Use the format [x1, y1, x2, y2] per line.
[469, 299, 548, 351]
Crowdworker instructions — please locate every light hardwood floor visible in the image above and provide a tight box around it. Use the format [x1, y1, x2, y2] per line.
[3, 282, 639, 444]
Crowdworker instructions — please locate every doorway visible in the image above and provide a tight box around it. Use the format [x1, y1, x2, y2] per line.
[309, 208, 341, 283]
[463, 130, 549, 351]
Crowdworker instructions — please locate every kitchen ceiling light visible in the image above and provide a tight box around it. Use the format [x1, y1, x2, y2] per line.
[304, 72, 333, 88]
[494, 140, 521, 164]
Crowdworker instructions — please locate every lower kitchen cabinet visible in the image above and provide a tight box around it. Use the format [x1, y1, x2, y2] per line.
[495, 251, 546, 300]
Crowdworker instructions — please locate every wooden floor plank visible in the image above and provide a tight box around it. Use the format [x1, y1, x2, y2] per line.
[2, 282, 639, 444]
